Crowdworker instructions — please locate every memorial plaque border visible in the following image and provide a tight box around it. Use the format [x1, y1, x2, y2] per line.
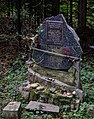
[46, 20, 63, 46]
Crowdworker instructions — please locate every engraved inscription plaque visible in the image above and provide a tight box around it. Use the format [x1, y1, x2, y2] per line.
[46, 20, 63, 45]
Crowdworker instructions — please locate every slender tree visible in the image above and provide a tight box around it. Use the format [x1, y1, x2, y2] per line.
[52, 0, 60, 16]
[7, 0, 11, 16]
[17, 0, 22, 48]
[11, 0, 14, 16]
[69, 0, 73, 26]
[78, 0, 87, 28]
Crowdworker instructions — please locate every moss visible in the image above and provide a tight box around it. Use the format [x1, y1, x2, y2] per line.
[31, 64, 76, 86]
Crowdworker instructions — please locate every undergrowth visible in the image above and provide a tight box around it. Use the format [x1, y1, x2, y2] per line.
[0, 57, 94, 119]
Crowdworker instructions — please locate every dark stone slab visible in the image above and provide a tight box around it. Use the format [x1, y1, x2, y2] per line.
[31, 14, 82, 70]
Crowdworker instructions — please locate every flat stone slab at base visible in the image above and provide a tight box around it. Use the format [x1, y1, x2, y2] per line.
[3, 102, 21, 119]
[25, 101, 59, 113]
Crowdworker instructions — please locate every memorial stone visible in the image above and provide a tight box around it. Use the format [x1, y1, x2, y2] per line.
[31, 14, 82, 70]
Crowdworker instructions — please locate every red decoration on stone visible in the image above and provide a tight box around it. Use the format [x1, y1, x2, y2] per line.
[64, 48, 71, 56]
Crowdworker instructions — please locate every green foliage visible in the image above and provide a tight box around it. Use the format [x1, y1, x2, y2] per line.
[81, 61, 94, 82]
[0, 57, 27, 118]
[0, 0, 7, 15]
[74, 102, 92, 119]
[0, 0, 94, 28]
[21, 112, 35, 119]
[87, 0, 94, 27]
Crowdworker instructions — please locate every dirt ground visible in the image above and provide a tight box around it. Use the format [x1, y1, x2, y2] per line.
[0, 35, 19, 79]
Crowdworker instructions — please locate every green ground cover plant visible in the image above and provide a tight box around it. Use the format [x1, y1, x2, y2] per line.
[0, 57, 94, 119]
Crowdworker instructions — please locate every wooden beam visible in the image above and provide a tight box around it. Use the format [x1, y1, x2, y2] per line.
[31, 47, 82, 61]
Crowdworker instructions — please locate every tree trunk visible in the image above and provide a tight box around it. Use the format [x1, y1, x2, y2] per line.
[66, 1, 69, 23]
[78, 0, 87, 28]
[11, 0, 14, 16]
[69, 0, 73, 26]
[44, 0, 47, 18]
[7, 0, 11, 16]
[17, 0, 21, 48]
[52, 0, 60, 16]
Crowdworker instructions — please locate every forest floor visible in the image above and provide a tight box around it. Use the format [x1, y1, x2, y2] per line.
[0, 36, 94, 119]
[0, 34, 29, 80]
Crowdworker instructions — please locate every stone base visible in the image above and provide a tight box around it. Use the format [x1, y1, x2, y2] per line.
[29, 63, 76, 86]
[25, 61, 83, 111]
